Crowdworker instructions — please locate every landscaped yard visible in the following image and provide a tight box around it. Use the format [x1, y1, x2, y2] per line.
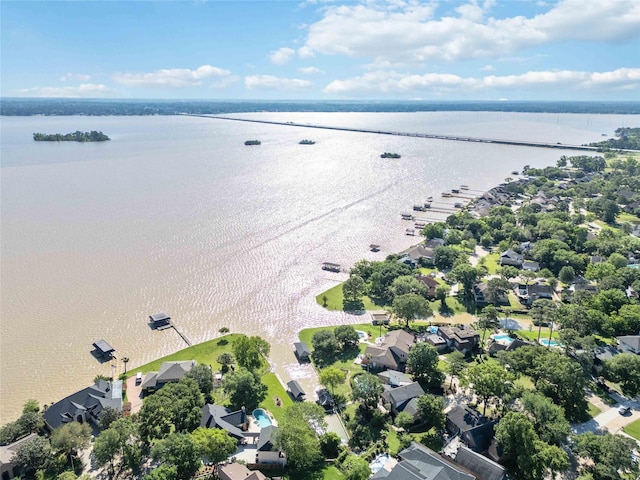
[587, 402, 602, 419]
[480, 252, 500, 274]
[623, 418, 640, 440]
[260, 372, 293, 423]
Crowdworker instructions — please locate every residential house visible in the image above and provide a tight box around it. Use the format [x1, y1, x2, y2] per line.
[286, 380, 305, 401]
[473, 283, 509, 306]
[499, 249, 524, 268]
[594, 345, 619, 372]
[487, 338, 533, 356]
[44, 379, 123, 430]
[406, 246, 436, 266]
[218, 463, 266, 480]
[371, 442, 476, 480]
[522, 261, 540, 272]
[140, 360, 196, 393]
[293, 342, 311, 362]
[256, 425, 286, 467]
[517, 283, 554, 306]
[437, 326, 480, 354]
[371, 311, 390, 326]
[424, 238, 446, 249]
[364, 330, 415, 371]
[381, 382, 425, 420]
[425, 334, 448, 352]
[416, 275, 439, 298]
[200, 404, 249, 442]
[1, 433, 38, 480]
[377, 370, 413, 387]
[446, 406, 500, 462]
[446, 406, 487, 438]
[455, 447, 507, 480]
[617, 336, 640, 354]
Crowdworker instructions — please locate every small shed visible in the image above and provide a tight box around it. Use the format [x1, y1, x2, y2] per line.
[287, 380, 306, 401]
[294, 342, 311, 361]
[322, 262, 341, 272]
[149, 312, 171, 328]
[371, 311, 390, 325]
[92, 340, 115, 359]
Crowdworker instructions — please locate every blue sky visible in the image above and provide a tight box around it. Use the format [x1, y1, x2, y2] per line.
[1, 0, 639, 100]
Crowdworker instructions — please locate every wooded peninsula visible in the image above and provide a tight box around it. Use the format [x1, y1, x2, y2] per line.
[32, 131, 110, 142]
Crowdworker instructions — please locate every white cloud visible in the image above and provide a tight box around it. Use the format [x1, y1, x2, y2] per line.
[480, 64, 494, 71]
[298, 66, 323, 74]
[302, 0, 640, 63]
[323, 67, 640, 95]
[113, 65, 231, 87]
[60, 73, 91, 82]
[268, 47, 296, 65]
[14, 84, 114, 98]
[297, 45, 315, 59]
[245, 75, 313, 91]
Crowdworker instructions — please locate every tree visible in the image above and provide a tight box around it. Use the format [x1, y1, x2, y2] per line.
[433, 246, 461, 269]
[478, 305, 500, 344]
[392, 293, 432, 327]
[394, 412, 414, 430]
[499, 265, 520, 281]
[12, 435, 51, 477]
[319, 367, 346, 395]
[450, 264, 483, 295]
[50, 422, 91, 470]
[435, 284, 449, 304]
[521, 391, 569, 446]
[572, 432, 639, 480]
[94, 417, 141, 475]
[446, 350, 466, 389]
[390, 275, 427, 299]
[122, 357, 130, 374]
[485, 278, 511, 305]
[232, 336, 269, 371]
[218, 327, 229, 334]
[185, 364, 214, 396]
[190, 427, 236, 464]
[417, 394, 445, 430]
[604, 353, 640, 397]
[217, 352, 234, 373]
[99, 406, 122, 430]
[343, 275, 366, 310]
[276, 403, 325, 469]
[143, 465, 178, 480]
[22, 399, 40, 414]
[462, 362, 512, 416]
[334, 325, 360, 349]
[352, 373, 383, 409]
[558, 265, 575, 283]
[406, 342, 444, 387]
[312, 329, 340, 360]
[319, 432, 342, 459]
[151, 433, 201, 480]
[341, 454, 371, 480]
[222, 367, 267, 410]
[93, 428, 121, 476]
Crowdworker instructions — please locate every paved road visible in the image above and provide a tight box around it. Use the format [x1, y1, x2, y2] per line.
[572, 393, 640, 437]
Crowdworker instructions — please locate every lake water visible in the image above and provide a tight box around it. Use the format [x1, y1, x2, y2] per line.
[0, 111, 635, 422]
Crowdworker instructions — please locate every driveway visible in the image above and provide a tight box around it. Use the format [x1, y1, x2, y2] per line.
[125, 376, 144, 415]
[572, 394, 640, 437]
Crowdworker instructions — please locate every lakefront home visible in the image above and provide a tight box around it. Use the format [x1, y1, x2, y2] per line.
[200, 404, 249, 441]
[364, 330, 415, 371]
[140, 360, 196, 393]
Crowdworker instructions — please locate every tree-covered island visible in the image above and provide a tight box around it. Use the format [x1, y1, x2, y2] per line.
[33, 131, 110, 142]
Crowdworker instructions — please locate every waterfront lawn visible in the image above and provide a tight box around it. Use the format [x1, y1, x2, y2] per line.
[127, 333, 247, 377]
[623, 418, 640, 441]
[260, 372, 293, 423]
[315, 283, 379, 311]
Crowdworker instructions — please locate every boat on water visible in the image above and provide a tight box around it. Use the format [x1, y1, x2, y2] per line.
[423, 203, 431, 209]
[299, 139, 316, 145]
[401, 213, 415, 220]
[381, 152, 401, 159]
[442, 192, 452, 197]
[451, 188, 460, 194]
[413, 205, 426, 212]
[426, 196, 433, 202]
[460, 185, 469, 190]
[369, 244, 381, 252]
[511, 170, 519, 175]
[244, 140, 261, 146]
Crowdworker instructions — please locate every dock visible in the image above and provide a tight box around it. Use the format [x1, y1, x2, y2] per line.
[171, 325, 192, 347]
[322, 262, 342, 272]
[149, 312, 192, 347]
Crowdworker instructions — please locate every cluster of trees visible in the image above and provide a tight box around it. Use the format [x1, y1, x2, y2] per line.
[311, 325, 360, 365]
[32, 131, 110, 142]
[590, 127, 640, 151]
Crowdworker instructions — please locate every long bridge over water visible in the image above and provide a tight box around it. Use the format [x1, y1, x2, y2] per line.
[185, 114, 624, 152]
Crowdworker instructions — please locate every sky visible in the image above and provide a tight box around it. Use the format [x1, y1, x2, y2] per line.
[1, 0, 639, 101]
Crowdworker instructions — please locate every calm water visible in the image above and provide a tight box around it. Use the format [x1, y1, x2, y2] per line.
[1, 112, 635, 422]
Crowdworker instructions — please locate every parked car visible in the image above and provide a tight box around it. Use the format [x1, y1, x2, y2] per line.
[618, 405, 631, 415]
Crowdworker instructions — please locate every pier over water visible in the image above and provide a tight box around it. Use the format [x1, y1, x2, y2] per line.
[185, 114, 627, 152]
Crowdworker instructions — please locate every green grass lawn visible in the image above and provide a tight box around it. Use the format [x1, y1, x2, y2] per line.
[617, 212, 640, 224]
[514, 375, 535, 390]
[515, 329, 560, 343]
[315, 282, 380, 311]
[587, 402, 602, 419]
[260, 372, 293, 423]
[127, 334, 245, 377]
[482, 253, 500, 274]
[623, 418, 640, 440]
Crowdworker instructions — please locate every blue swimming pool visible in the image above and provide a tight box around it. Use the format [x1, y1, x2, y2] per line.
[428, 326, 438, 334]
[253, 408, 272, 428]
[370, 453, 390, 474]
[492, 334, 514, 343]
[539, 338, 562, 347]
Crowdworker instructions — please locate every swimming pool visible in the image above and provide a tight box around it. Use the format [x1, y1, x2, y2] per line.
[539, 338, 562, 347]
[492, 334, 514, 343]
[253, 408, 272, 428]
[428, 326, 438, 334]
[356, 330, 368, 341]
[370, 453, 390, 474]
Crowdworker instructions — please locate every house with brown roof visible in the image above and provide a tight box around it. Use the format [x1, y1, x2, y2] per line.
[218, 463, 266, 480]
[364, 330, 415, 371]
[416, 275, 439, 298]
[437, 326, 480, 354]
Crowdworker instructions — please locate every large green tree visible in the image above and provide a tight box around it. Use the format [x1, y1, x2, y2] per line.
[572, 432, 639, 480]
[319, 367, 346, 395]
[392, 293, 433, 327]
[191, 427, 236, 464]
[232, 336, 270, 371]
[185, 364, 214, 397]
[334, 325, 360, 349]
[341, 454, 371, 480]
[50, 422, 91, 470]
[12, 435, 51, 477]
[521, 391, 569, 446]
[416, 394, 445, 430]
[222, 367, 267, 410]
[352, 373, 383, 409]
[604, 353, 640, 397]
[151, 433, 201, 480]
[406, 342, 444, 387]
[275, 403, 326, 470]
[462, 362, 513, 416]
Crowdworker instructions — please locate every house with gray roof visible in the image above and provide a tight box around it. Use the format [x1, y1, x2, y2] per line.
[293, 342, 311, 361]
[256, 425, 286, 466]
[617, 335, 640, 354]
[382, 382, 425, 420]
[372, 442, 476, 480]
[364, 330, 415, 371]
[378, 370, 412, 387]
[499, 249, 524, 268]
[0, 433, 38, 480]
[286, 380, 306, 401]
[200, 404, 249, 441]
[455, 447, 506, 480]
[438, 326, 480, 354]
[44, 379, 122, 430]
[141, 360, 196, 392]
